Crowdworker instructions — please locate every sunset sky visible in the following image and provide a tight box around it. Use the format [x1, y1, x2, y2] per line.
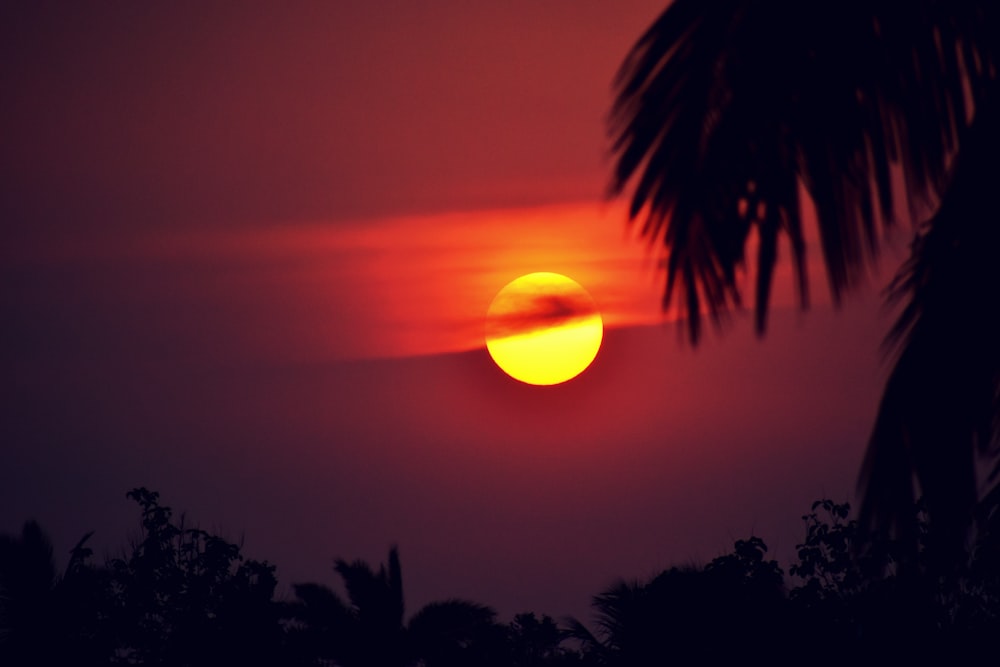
[2, 1, 908, 622]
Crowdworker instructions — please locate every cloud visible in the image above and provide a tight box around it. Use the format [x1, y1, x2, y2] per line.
[485, 292, 598, 340]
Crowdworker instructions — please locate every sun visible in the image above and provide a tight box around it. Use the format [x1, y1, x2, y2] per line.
[485, 273, 603, 385]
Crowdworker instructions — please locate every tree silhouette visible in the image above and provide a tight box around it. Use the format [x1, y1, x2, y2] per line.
[787, 497, 1000, 663]
[107, 487, 283, 666]
[506, 612, 581, 666]
[787, 499, 940, 663]
[285, 545, 506, 667]
[0, 522, 112, 666]
[0, 521, 61, 663]
[568, 538, 788, 666]
[609, 0, 1000, 559]
[6, 488, 1000, 664]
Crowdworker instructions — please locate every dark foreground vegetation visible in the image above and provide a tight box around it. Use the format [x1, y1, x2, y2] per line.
[2, 489, 1000, 666]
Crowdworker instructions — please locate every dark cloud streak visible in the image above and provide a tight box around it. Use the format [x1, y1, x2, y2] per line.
[486, 292, 598, 340]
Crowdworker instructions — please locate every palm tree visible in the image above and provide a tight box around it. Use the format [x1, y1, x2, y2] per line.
[608, 1, 1000, 562]
[0, 521, 111, 666]
[569, 541, 788, 665]
[506, 612, 581, 666]
[286, 546, 505, 667]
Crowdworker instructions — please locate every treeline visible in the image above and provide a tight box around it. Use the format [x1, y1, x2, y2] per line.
[2, 489, 1000, 666]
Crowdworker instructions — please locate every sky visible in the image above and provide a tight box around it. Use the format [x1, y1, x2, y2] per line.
[2, 1, 907, 622]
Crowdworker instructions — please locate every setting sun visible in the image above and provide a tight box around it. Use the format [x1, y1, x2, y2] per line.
[485, 273, 603, 385]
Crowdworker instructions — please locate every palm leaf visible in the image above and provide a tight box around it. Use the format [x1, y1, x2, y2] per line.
[563, 615, 608, 663]
[0, 521, 57, 599]
[332, 546, 407, 664]
[610, 0, 996, 342]
[289, 581, 352, 627]
[408, 599, 497, 644]
[858, 94, 1000, 561]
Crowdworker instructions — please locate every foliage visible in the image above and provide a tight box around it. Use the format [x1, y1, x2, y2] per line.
[569, 536, 789, 665]
[0, 488, 281, 666]
[566, 496, 1000, 665]
[704, 535, 784, 589]
[0, 488, 587, 666]
[786, 497, 1000, 662]
[607, 0, 1000, 561]
[106, 487, 281, 666]
[6, 490, 1000, 665]
[284, 545, 515, 667]
[507, 612, 581, 666]
[790, 499, 880, 599]
[0, 521, 113, 666]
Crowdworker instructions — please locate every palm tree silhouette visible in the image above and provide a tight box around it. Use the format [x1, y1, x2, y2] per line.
[286, 546, 504, 667]
[609, 1, 1000, 560]
[506, 612, 579, 666]
[0, 521, 111, 666]
[569, 541, 788, 665]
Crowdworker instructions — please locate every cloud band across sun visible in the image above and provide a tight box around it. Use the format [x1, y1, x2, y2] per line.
[485, 273, 604, 385]
[485, 291, 601, 341]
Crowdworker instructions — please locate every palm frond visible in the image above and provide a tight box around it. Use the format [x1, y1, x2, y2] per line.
[407, 599, 497, 639]
[289, 582, 352, 624]
[585, 579, 652, 652]
[408, 599, 502, 666]
[385, 545, 404, 626]
[610, 0, 997, 341]
[333, 547, 405, 637]
[0, 521, 57, 597]
[563, 615, 608, 663]
[858, 94, 1000, 563]
[332, 557, 380, 610]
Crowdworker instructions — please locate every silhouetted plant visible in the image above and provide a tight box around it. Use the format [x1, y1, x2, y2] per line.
[107, 487, 282, 666]
[785, 497, 1000, 663]
[0, 521, 112, 666]
[610, 0, 1000, 562]
[507, 612, 582, 666]
[570, 538, 789, 666]
[409, 599, 506, 667]
[10, 487, 1000, 666]
[285, 545, 506, 667]
[705, 535, 784, 589]
[791, 499, 878, 600]
[967, 484, 1000, 609]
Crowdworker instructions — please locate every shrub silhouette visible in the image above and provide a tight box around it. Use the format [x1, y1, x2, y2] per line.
[106, 487, 282, 666]
[0, 522, 112, 666]
[284, 545, 508, 667]
[569, 536, 788, 665]
[4, 488, 1000, 665]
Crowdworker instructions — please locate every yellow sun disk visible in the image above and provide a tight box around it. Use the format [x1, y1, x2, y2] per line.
[486, 315, 603, 385]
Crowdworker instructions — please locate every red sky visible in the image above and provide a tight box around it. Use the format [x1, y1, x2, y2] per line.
[2, 1, 908, 621]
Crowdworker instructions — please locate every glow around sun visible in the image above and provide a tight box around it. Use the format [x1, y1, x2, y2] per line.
[485, 273, 603, 385]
